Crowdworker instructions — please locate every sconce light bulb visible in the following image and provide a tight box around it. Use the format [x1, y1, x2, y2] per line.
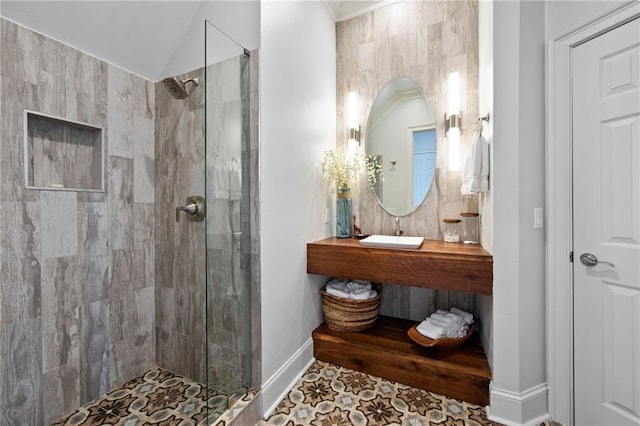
[348, 138, 359, 156]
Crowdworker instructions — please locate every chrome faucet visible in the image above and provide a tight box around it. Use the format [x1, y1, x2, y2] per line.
[394, 217, 403, 236]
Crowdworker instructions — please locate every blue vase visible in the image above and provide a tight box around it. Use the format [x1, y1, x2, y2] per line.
[336, 187, 353, 238]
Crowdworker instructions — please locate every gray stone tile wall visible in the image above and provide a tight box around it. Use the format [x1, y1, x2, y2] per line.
[336, 1, 480, 320]
[154, 67, 207, 382]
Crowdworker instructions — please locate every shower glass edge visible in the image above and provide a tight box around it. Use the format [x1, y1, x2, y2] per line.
[204, 19, 252, 424]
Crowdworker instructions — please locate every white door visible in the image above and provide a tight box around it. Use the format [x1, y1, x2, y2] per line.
[573, 18, 640, 426]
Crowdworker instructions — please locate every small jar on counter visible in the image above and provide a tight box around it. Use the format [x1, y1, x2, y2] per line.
[460, 212, 480, 244]
[442, 218, 461, 243]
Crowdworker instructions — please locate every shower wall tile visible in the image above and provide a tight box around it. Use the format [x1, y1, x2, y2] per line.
[0, 319, 43, 425]
[108, 66, 135, 158]
[110, 249, 134, 305]
[0, 20, 40, 84]
[0, 76, 38, 203]
[42, 364, 80, 425]
[75, 55, 108, 127]
[108, 156, 134, 250]
[154, 67, 207, 382]
[1, 18, 155, 424]
[0, 202, 42, 325]
[77, 201, 109, 304]
[41, 191, 78, 259]
[133, 113, 155, 203]
[133, 286, 155, 357]
[41, 256, 80, 374]
[78, 299, 110, 404]
[337, 1, 479, 320]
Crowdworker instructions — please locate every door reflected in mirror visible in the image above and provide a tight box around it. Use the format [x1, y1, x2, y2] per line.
[366, 77, 436, 216]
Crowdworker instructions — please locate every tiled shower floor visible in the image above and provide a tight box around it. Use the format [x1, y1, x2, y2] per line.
[51, 365, 255, 426]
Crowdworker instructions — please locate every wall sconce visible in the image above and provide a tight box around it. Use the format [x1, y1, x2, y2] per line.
[445, 72, 462, 171]
[348, 91, 360, 153]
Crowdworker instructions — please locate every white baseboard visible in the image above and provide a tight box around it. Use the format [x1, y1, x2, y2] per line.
[260, 338, 315, 419]
[487, 381, 550, 426]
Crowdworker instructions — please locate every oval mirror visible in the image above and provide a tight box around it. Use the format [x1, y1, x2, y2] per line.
[365, 77, 436, 216]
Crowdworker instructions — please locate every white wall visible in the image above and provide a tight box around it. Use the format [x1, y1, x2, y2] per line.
[477, 0, 494, 370]
[546, 0, 628, 40]
[489, 1, 548, 424]
[259, 1, 336, 417]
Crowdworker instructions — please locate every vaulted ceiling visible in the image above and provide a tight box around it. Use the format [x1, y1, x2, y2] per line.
[0, 0, 394, 81]
[0, 1, 260, 81]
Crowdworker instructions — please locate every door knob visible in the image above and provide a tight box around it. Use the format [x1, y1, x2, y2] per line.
[579, 252, 614, 268]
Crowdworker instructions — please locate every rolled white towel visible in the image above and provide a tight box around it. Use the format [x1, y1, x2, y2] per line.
[445, 312, 466, 327]
[450, 307, 474, 325]
[426, 317, 449, 329]
[350, 291, 374, 300]
[417, 320, 446, 339]
[450, 325, 469, 338]
[430, 313, 455, 325]
[428, 313, 466, 338]
[346, 281, 371, 292]
[326, 281, 347, 291]
[326, 287, 351, 299]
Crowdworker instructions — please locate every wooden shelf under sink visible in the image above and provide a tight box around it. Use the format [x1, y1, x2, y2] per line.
[307, 237, 493, 295]
[312, 316, 491, 406]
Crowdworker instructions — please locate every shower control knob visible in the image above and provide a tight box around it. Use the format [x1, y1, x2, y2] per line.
[176, 196, 205, 222]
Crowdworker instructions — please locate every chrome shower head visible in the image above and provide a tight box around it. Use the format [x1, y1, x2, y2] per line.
[162, 76, 199, 99]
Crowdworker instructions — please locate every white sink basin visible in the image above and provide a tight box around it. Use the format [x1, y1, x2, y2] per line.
[359, 235, 424, 249]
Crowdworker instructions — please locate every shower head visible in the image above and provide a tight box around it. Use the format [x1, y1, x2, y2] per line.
[162, 76, 199, 99]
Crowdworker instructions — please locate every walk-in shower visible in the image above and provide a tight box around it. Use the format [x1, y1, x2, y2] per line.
[0, 11, 257, 425]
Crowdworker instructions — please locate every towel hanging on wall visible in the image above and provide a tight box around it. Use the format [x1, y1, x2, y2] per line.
[461, 135, 489, 195]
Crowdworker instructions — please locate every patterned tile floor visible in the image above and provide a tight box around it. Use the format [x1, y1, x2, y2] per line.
[260, 360, 503, 426]
[51, 365, 255, 426]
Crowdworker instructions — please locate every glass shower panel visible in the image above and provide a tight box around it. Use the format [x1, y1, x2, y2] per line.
[204, 20, 252, 421]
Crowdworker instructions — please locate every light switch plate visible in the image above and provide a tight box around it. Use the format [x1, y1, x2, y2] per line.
[534, 208, 544, 229]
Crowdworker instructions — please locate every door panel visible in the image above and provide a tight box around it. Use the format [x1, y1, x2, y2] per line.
[572, 18, 640, 426]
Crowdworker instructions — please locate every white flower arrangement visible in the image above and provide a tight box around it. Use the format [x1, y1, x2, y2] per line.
[321, 148, 382, 191]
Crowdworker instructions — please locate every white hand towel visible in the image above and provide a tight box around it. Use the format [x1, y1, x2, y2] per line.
[450, 307, 474, 325]
[417, 320, 445, 339]
[461, 135, 490, 195]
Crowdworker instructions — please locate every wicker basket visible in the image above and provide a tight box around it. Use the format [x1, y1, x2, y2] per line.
[320, 285, 381, 332]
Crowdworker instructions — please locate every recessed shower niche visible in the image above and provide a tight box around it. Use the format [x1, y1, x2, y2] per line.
[24, 110, 104, 192]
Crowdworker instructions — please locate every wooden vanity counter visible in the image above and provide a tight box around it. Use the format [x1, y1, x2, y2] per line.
[307, 237, 493, 295]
